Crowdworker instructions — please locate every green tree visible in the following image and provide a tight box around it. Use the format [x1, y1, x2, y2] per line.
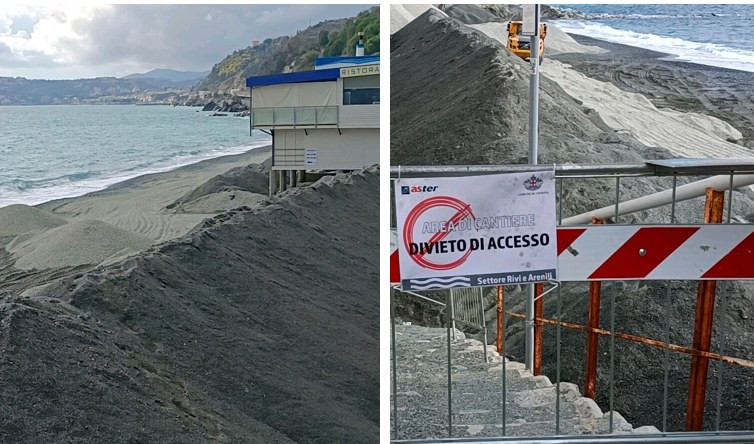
[318, 30, 330, 47]
[323, 8, 379, 56]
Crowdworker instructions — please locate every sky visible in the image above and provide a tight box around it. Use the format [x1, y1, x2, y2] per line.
[0, 4, 372, 79]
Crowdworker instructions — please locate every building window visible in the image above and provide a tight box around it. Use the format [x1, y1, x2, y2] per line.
[343, 75, 379, 105]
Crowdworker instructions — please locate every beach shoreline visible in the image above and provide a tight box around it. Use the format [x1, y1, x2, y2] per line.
[1, 144, 272, 294]
[554, 34, 754, 148]
[36, 144, 271, 212]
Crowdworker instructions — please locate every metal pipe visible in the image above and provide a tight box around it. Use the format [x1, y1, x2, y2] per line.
[716, 178, 734, 431]
[585, 218, 604, 400]
[609, 179, 620, 432]
[447, 298, 453, 438]
[563, 174, 754, 226]
[609, 283, 617, 433]
[392, 287, 399, 440]
[524, 9, 541, 373]
[662, 282, 673, 432]
[497, 286, 504, 355]
[481, 289, 489, 363]
[450, 289, 456, 340]
[390, 430, 754, 443]
[556, 180, 562, 435]
[504, 311, 754, 369]
[555, 285, 562, 435]
[389, 162, 754, 179]
[534, 282, 544, 376]
[663, 175, 677, 432]
[686, 188, 725, 431]
[395, 288, 446, 307]
[501, 285, 506, 436]
[715, 287, 728, 431]
[526, 282, 535, 371]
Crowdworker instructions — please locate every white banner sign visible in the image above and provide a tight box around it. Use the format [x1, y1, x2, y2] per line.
[305, 149, 317, 166]
[522, 4, 539, 36]
[394, 171, 558, 291]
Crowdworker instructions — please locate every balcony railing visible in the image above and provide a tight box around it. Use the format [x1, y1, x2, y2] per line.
[251, 106, 338, 128]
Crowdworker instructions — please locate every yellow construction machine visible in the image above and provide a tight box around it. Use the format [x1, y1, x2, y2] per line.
[506, 21, 547, 64]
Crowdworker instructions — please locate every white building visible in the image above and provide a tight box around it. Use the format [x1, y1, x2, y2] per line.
[246, 55, 379, 193]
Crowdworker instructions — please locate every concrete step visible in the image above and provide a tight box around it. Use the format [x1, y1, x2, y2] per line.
[390, 324, 658, 440]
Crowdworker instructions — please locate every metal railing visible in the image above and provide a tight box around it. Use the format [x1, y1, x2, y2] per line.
[390, 159, 754, 443]
[251, 105, 338, 128]
[449, 287, 489, 362]
[391, 431, 754, 443]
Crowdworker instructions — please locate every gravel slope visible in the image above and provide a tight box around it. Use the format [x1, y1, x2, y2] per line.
[1, 168, 379, 443]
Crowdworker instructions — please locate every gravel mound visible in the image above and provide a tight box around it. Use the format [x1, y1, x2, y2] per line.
[167, 162, 269, 211]
[441, 4, 501, 25]
[391, 9, 652, 168]
[0, 204, 67, 237]
[8, 219, 152, 270]
[0, 168, 379, 443]
[390, 4, 446, 34]
[176, 190, 266, 214]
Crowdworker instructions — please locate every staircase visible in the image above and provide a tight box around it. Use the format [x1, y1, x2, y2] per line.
[391, 324, 659, 440]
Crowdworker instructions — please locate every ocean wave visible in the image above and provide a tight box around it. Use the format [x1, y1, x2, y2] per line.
[0, 141, 270, 208]
[553, 20, 754, 73]
[583, 13, 736, 20]
[0, 170, 98, 192]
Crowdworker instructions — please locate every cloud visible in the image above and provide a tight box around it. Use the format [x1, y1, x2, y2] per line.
[0, 4, 372, 79]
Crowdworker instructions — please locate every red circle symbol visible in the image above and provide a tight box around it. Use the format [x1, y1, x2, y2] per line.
[403, 196, 476, 270]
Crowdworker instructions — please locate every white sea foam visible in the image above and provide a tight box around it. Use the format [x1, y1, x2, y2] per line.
[553, 20, 754, 73]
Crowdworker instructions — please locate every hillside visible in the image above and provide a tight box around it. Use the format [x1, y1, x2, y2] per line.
[122, 69, 209, 83]
[194, 7, 379, 94]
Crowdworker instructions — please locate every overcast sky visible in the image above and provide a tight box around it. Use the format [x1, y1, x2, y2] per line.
[0, 4, 372, 79]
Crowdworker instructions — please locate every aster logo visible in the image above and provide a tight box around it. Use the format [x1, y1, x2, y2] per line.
[401, 185, 439, 195]
[523, 175, 543, 191]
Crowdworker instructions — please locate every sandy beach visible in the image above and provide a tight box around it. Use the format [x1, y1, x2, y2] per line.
[0, 146, 379, 442]
[0, 147, 271, 293]
[391, 6, 754, 434]
[556, 34, 754, 150]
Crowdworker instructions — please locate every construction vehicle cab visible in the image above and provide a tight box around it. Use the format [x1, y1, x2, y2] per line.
[506, 21, 547, 64]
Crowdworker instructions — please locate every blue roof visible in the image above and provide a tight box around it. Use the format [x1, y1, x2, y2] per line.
[315, 55, 380, 70]
[246, 68, 340, 88]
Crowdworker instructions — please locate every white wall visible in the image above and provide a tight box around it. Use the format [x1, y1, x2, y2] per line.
[273, 128, 379, 170]
[339, 104, 379, 128]
[252, 82, 337, 108]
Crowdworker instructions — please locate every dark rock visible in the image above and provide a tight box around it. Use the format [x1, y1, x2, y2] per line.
[202, 101, 219, 111]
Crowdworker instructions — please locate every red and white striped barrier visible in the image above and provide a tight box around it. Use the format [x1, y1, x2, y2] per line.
[558, 225, 754, 281]
[391, 225, 754, 284]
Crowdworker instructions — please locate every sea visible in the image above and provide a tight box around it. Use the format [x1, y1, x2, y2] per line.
[553, 4, 754, 72]
[0, 105, 270, 207]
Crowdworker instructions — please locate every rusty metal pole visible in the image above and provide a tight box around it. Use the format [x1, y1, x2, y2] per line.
[534, 282, 544, 376]
[497, 286, 504, 355]
[686, 187, 725, 431]
[584, 217, 604, 399]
